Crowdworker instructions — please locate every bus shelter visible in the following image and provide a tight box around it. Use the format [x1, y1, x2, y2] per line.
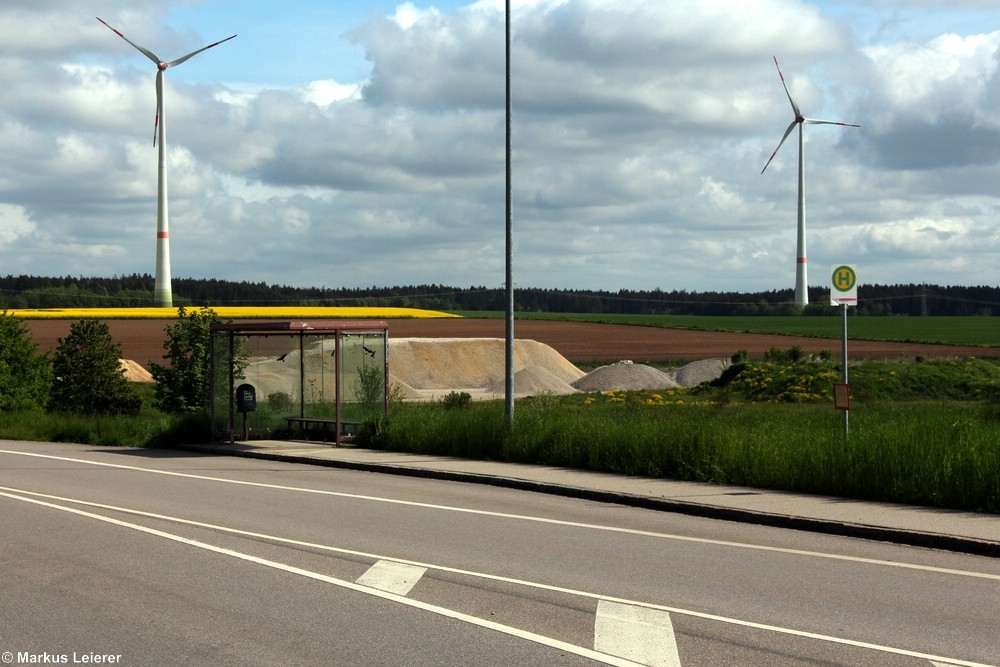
[210, 321, 388, 445]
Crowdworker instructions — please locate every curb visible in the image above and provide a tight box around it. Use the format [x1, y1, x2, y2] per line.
[174, 444, 1000, 559]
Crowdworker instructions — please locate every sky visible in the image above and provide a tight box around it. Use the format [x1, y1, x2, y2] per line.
[1, 0, 999, 295]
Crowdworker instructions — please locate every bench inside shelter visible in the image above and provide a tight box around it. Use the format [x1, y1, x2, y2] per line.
[283, 416, 360, 443]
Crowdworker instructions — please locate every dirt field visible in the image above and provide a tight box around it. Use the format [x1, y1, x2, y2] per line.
[23, 318, 1000, 370]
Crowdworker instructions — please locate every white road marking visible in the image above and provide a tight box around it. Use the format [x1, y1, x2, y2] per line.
[595, 601, 681, 667]
[0, 487, 644, 667]
[2, 448, 999, 585]
[357, 560, 426, 596]
[0, 484, 992, 667]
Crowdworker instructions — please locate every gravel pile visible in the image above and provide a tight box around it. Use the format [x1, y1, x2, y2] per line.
[572, 361, 678, 392]
[667, 358, 731, 388]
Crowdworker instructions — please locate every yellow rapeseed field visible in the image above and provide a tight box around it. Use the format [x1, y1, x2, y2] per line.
[7, 306, 459, 320]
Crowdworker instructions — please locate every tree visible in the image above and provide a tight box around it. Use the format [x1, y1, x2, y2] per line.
[150, 306, 238, 413]
[49, 319, 141, 416]
[0, 311, 52, 410]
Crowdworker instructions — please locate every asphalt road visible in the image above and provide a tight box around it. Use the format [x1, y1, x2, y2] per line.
[1, 441, 997, 666]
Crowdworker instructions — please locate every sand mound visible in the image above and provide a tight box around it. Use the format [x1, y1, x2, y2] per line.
[120, 359, 154, 383]
[571, 358, 731, 392]
[390, 338, 585, 391]
[486, 366, 579, 398]
[667, 358, 731, 387]
[573, 362, 678, 392]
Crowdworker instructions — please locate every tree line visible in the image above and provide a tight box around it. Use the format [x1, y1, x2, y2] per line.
[1, 274, 997, 316]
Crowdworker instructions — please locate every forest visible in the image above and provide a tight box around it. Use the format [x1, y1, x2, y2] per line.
[0, 274, 997, 317]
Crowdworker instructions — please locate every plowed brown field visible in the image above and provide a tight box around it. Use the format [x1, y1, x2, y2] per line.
[23, 318, 999, 370]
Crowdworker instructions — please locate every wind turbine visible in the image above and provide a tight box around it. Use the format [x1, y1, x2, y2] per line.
[97, 17, 236, 308]
[761, 56, 859, 309]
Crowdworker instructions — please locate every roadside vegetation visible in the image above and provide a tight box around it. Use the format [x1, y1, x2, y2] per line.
[358, 353, 1000, 514]
[0, 308, 215, 447]
[1, 309, 998, 513]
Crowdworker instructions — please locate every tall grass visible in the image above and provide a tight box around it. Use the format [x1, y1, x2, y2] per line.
[363, 398, 1000, 513]
[0, 383, 209, 448]
[0, 409, 207, 448]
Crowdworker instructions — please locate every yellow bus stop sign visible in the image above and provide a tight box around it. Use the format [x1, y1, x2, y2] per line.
[830, 264, 858, 306]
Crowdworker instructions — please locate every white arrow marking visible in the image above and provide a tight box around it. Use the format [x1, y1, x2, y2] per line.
[595, 600, 682, 667]
[357, 559, 426, 596]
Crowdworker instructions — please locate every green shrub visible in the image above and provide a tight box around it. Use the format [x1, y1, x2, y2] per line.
[442, 391, 472, 409]
[49, 319, 141, 416]
[0, 311, 52, 411]
[151, 306, 247, 413]
[354, 364, 386, 415]
[267, 391, 293, 411]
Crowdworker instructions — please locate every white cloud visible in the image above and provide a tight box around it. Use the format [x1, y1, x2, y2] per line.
[0, 0, 997, 294]
[0, 203, 35, 245]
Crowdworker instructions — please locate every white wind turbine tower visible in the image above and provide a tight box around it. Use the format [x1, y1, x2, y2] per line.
[761, 56, 859, 309]
[97, 17, 236, 308]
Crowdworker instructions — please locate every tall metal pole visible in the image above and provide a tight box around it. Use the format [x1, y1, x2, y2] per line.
[504, 0, 515, 431]
[841, 303, 849, 438]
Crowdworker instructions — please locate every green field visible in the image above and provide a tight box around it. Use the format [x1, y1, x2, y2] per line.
[458, 312, 1000, 348]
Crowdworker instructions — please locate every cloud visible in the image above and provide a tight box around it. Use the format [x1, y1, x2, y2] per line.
[0, 0, 998, 295]
[857, 31, 1000, 169]
[0, 204, 36, 246]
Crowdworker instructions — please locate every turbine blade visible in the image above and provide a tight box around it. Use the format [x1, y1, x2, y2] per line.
[773, 56, 801, 118]
[761, 120, 798, 175]
[96, 17, 162, 65]
[803, 117, 861, 128]
[153, 69, 163, 147]
[166, 34, 237, 68]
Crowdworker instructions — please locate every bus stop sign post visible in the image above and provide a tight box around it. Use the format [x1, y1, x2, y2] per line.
[830, 265, 858, 438]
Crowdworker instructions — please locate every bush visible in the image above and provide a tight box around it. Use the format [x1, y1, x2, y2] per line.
[763, 345, 805, 362]
[49, 319, 141, 416]
[267, 391, 293, 411]
[354, 363, 386, 415]
[150, 306, 247, 413]
[0, 311, 52, 411]
[442, 391, 472, 409]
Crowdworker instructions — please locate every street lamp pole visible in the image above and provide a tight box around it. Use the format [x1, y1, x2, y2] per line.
[504, 0, 515, 432]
